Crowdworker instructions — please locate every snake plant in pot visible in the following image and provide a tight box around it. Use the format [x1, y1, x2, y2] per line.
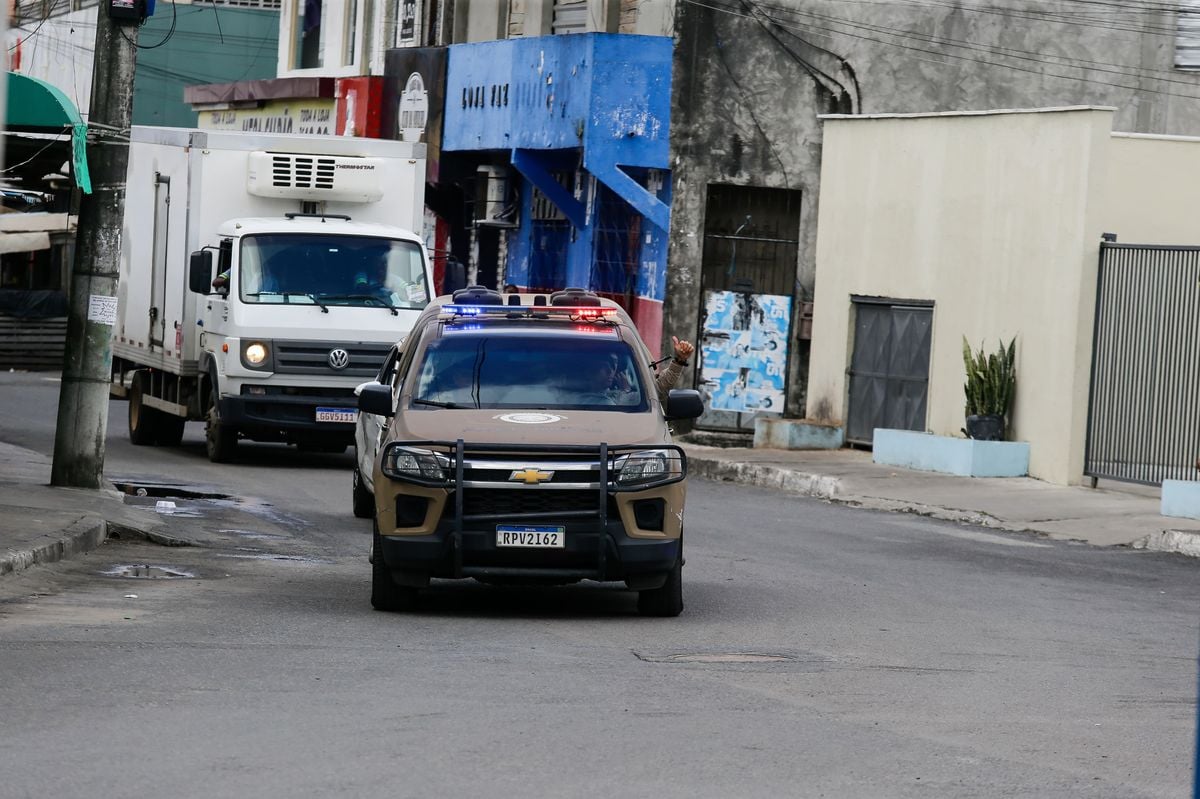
[962, 336, 1016, 441]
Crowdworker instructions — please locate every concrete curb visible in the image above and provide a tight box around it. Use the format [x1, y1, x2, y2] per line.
[1132, 530, 1200, 558]
[688, 457, 841, 499]
[0, 514, 108, 577]
[688, 454, 1200, 558]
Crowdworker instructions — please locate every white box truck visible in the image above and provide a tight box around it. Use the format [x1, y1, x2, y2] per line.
[109, 126, 434, 462]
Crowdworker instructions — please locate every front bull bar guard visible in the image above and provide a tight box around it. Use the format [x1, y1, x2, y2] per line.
[381, 440, 688, 580]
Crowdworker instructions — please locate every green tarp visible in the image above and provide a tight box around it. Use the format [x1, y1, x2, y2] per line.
[4, 72, 92, 194]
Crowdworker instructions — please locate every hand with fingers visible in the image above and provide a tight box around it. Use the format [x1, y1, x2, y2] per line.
[672, 336, 695, 366]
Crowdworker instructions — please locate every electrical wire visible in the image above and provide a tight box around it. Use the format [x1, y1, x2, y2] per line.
[141, 0, 179, 49]
[746, 0, 1200, 84]
[1, 135, 71, 176]
[7, 0, 64, 51]
[682, 0, 1200, 102]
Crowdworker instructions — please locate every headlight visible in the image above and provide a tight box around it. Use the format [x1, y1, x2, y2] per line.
[244, 342, 268, 365]
[615, 449, 683, 487]
[237, 338, 271, 369]
[381, 445, 451, 484]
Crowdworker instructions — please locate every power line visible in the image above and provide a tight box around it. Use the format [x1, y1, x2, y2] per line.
[682, 0, 1200, 102]
[748, 0, 1200, 86]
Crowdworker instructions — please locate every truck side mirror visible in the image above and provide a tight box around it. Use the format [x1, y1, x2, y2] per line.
[358, 383, 396, 417]
[664, 389, 704, 421]
[189, 250, 214, 294]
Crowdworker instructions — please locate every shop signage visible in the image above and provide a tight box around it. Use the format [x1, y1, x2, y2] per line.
[199, 100, 337, 135]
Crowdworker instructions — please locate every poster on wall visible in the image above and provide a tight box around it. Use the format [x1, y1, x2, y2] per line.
[699, 291, 791, 413]
[399, 0, 416, 42]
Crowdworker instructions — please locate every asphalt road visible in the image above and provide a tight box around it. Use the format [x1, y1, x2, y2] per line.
[0, 371, 1196, 798]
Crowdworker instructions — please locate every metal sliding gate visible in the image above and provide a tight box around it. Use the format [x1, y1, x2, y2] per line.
[1085, 243, 1200, 486]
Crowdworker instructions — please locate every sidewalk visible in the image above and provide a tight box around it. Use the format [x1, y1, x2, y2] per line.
[0, 441, 172, 577]
[681, 443, 1200, 557]
[2, 439, 1199, 579]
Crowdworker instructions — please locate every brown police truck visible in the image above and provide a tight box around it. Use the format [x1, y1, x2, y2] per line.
[358, 286, 704, 616]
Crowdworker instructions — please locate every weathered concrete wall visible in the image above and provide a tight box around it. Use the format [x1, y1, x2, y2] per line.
[805, 108, 1114, 486]
[667, 0, 1200, 423]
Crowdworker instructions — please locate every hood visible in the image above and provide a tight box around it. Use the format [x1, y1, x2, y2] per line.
[229, 303, 423, 343]
[392, 407, 669, 448]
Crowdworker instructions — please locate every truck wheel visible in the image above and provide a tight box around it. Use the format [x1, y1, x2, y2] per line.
[637, 546, 683, 617]
[156, 415, 186, 447]
[128, 372, 160, 446]
[352, 467, 375, 519]
[371, 525, 417, 612]
[205, 386, 238, 463]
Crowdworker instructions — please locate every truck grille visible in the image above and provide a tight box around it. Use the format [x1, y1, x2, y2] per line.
[273, 340, 391, 377]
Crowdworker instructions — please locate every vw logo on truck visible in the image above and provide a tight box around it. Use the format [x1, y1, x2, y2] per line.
[328, 348, 351, 370]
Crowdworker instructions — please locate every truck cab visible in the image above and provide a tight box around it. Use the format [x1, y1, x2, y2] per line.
[190, 215, 431, 461]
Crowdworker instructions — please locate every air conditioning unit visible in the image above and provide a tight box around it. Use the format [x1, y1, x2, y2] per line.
[474, 165, 516, 227]
[246, 151, 385, 203]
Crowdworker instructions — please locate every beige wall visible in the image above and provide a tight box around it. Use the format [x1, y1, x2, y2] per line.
[806, 107, 1116, 485]
[1101, 134, 1200, 244]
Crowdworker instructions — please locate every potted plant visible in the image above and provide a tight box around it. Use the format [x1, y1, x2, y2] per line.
[962, 336, 1016, 441]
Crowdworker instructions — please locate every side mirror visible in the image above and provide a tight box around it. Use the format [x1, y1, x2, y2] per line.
[664, 389, 704, 421]
[189, 250, 214, 294]
[358, 382, 395, 417]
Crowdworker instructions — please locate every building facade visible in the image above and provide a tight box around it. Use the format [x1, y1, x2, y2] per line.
[666, 0, 1200, 433]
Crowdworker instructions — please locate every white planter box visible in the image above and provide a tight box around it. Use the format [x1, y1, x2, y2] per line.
[872, 429, 1029, 477]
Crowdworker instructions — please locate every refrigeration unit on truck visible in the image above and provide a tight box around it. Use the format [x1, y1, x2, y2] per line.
[109, 126, 434, 462]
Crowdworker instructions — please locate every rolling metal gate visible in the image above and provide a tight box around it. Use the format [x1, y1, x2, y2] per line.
[1085, 243, 1200, 486]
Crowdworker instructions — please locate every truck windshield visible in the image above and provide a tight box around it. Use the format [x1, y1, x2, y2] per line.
[237, 234, 429, 310]
[412, 334, 648, 412]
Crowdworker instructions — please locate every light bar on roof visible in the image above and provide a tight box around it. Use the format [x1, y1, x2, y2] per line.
[441, 304, 617, 318]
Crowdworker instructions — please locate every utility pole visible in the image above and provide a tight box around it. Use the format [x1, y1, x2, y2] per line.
[50, 6, 139, 488]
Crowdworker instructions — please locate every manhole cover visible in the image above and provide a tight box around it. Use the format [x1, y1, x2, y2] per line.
[636, 652, 801, 664]
[103, 564, 195, 579]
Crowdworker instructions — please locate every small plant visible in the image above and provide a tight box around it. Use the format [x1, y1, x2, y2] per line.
[962, 336, 1016, 440]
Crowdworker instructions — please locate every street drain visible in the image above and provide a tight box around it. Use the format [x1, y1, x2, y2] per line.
[636, 652, 802, 664]
[104, 564, 195, 579]
[112, 482, 232, 501]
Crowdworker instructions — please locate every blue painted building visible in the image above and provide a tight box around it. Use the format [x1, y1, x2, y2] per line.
[441, 33, 672, 354]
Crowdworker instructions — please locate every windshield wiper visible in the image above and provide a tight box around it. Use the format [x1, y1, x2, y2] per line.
[412, 398, 461, 409]
[317, 294, 398, 316]
[245, 291, 329, 312]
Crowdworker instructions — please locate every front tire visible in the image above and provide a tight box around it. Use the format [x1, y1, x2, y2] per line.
[205, 385, 238, 463]
[352, 466, 375, 519]
[371, 525, 418, 612]
[637, 545, 683, 617]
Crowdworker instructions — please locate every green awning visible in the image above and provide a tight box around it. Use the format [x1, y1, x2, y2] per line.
[5, 72, 91, 194]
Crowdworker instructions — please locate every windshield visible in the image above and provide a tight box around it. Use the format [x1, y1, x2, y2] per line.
[237, 234, 429, 310]
[412, 333, 648, 412]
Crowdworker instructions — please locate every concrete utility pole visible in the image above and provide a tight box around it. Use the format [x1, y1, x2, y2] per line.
[50, 9, 139, 488]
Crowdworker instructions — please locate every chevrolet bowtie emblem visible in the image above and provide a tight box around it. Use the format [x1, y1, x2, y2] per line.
[510, 468, 554, 485]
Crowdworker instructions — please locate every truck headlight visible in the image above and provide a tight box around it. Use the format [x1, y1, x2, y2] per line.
[245, 343, 268, 364]
[615, 449, 683, 487]
[240, 340, 273, 370]
[381, 445, 451, 485]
